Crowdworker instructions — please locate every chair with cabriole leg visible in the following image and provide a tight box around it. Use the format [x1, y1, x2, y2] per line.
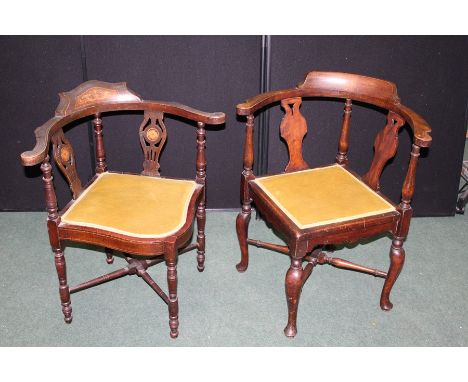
[235, 71, 432, 337]
[20, 81, 225, 338]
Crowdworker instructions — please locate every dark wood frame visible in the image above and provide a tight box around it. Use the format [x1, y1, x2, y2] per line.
[235, 71, 432, 337]
[21, 80, 225, 339]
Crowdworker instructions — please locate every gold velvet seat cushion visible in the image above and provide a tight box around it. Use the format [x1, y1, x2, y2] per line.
[61, 172, 197, 238]
[253, 164, 395, 229]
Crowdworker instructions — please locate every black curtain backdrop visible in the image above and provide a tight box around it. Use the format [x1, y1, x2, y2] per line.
[1, 36, 467, 216]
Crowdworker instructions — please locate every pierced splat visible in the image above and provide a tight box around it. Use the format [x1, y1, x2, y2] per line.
[280, 97, 309, 172]
[363, 111, 405, 190]
[51, 129, 83, 199]
[139, 111, 167, 177]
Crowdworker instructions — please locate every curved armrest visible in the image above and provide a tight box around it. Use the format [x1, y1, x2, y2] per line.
[144, 101, 225, 125]
[237, 70, 432, 148]
[21, 117, 62, 166]
[237, 71, 401, 116]
[237, 89, 302, 116]
[395, 104, 432, 148]
[20, 80, 226, 167]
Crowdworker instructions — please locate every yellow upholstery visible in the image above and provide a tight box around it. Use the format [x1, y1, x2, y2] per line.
[253, 164, 395, 229]
[61, 172, 197, 238]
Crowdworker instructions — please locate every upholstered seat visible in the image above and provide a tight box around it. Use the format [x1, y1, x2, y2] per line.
[253, 164, 395, 229]
[61, 172, 198, 238]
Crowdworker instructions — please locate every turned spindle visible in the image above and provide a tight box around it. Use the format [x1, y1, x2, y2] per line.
[40, 155, 58, 220]
[336, 98, 352, 165]
[93, 113, 107, 173]
[196, 122, 207, 271]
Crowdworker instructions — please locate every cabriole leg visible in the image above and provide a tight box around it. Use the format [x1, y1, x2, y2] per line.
[380, 237, 406, 311]
[284, 257, 304, 338]
[54, 248, 72, 323]
[236, 202, 251, 272]
[237, 114, 254, 272]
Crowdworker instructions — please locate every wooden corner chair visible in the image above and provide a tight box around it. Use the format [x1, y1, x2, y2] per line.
[20, 81, 225, 338]
[235, 71, 432, 337]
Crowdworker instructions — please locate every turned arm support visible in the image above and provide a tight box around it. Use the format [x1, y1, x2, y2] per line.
[40, 155, 58, 220]
[196, 122, 207, 185]
[395, 106, 432, 207]
[242, 115, 255, 176]
[400, 144, 421, 207]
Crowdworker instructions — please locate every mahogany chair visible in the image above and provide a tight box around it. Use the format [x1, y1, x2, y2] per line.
[235, 71, 432, 337]
[20, 81, 225, 338]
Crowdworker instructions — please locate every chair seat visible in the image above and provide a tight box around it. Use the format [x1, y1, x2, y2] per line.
[252, 164, 395, 230]
[61, 172, 198, 238]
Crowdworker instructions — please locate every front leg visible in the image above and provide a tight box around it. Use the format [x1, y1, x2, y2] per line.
[236, 114, 255, 272]
[284, 241, 308, 337]
[284, 257, 304, 337]
[196, 199, 206, 272]
[54, 248, 72, 323]
[236, 201, 252, 272]
[166, 244, 179, 339]
[380, 237, 406, 311]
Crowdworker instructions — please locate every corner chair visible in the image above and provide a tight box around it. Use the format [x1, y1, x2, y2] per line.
[20, 81, 225, 338]
[235, 71, 432, 337]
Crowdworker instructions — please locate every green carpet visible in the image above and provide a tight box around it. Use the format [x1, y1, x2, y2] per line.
[0, 210, 467, 346]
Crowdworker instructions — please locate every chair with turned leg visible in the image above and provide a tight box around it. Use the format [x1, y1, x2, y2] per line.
[235, 71, 432, 337]
[20, 81, 224, 338]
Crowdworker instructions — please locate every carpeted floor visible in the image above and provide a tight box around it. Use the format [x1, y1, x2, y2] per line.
[0, 209, 467, 346]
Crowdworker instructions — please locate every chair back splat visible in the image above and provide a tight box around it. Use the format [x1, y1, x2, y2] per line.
[235, 70, 432, 337]
[20, 80, 225, 339]
[280, 97, 309, 172]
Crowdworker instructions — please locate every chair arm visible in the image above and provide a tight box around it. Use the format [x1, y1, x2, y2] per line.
[20, 117, 62, 167]
[236, 89, 302, 116]
[238, 91, 432, 150]
[144, 101, 225, 125]
[395, 104, 432, 148]
[20, 102, 225, 168]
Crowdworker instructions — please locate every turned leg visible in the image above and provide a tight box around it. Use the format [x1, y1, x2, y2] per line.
[196, 201, 206, 272]
[284, 257, 304, 337]
[380, 237, 406, 311]
[166, 248, 179, 339]
[54, 248, 72, 323]
[236, 202, 252, 272]
[105, 248, 114, 264]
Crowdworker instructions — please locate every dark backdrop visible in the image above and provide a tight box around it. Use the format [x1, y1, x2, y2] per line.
[1, 36, 467, 215]
[1, 36, 260, 210]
